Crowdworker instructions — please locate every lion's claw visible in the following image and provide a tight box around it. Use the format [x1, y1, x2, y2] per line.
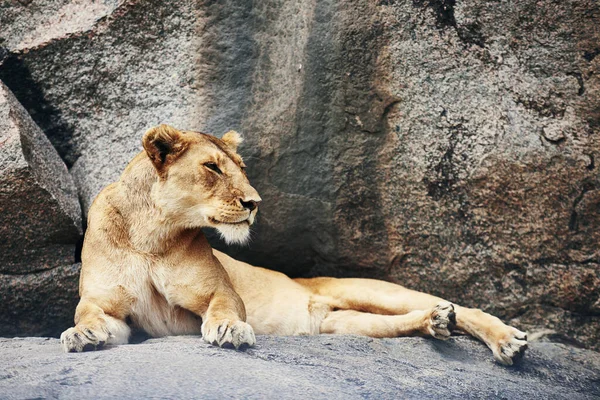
[60, 326, 109, 353]
[201, 319, 256, 349]
[493, 328, 528, 366]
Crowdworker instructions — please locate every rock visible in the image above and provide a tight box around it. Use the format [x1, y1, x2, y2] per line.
[0, 0, 124, 53]
[0, 335, 599, 399]
[0, 0, 599, 349]
[0, 81, 81, 337]
[0, 81, 81, 274]
[0, 264, 80, 337]
[541, 122, 567, 143]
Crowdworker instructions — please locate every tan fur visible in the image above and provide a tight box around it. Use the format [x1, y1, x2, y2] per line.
[61, 125, 527, 365]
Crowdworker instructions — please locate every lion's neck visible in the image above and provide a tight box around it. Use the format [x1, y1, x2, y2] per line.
[115, 152, 208, 255]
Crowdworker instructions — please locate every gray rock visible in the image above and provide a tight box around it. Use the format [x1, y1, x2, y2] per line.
[0, 81, 81, 337]
[0, 81, 81, 274]
[0, 0, 599, 349]
[0, 335, 599, 399]
[0, 264, 80, 337]
[0, 0, 124, 53]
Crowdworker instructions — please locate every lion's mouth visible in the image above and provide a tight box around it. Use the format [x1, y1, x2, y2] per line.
[209, 217, 249, 226]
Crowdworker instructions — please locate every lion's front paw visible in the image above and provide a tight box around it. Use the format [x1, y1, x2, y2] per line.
[427, 301, 456, 340]
[201, 319, 256, 350]
[492, 328, 528, 366]
[60, 326, 109, 353]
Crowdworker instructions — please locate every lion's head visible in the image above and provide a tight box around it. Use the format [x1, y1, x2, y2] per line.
[142, 124, 261, 245]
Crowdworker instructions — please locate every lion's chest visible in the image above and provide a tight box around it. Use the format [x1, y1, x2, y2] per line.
[120, 256, 202, 337]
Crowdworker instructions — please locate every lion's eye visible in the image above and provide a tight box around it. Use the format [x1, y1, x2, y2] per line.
[204, 162, 222, 174]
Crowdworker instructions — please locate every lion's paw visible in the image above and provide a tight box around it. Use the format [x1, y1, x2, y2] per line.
[427, 301, 456, 340]
[492, 328, 528, 366]
[60, 326, 109, 353]
[201, 319, 256, 350]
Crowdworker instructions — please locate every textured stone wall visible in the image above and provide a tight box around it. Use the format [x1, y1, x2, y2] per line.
[0, 0, 598, 348]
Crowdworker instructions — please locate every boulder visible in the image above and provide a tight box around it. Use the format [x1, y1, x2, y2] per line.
[0, 81, 81, 336]
[0, 0, 598, 349]
[0, 0, 123, 54]
[0, 264, 80, 337]
[0, 335, 599, 399]
[0, 81, 81, 273]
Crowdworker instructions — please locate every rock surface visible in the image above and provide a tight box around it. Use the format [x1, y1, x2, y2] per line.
[0, 81, 81, 274]
[0, 264, 81, 337]
[0, 0, 599, 349]
[0, 0, 124, 53]
[0, 81, 81, 336]
[1, 335, 599, 399]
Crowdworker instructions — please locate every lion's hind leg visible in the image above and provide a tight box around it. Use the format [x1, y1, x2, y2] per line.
[298, 277, 527, 365]
[61, 300, 130, 352]
[320, 301, 456, 339]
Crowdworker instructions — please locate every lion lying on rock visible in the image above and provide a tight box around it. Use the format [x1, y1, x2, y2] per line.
[61, 125, 527, 365]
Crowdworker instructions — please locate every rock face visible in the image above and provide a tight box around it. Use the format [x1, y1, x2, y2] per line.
[1, 335, 599, 399]
[0, 1, 599, 349]
[0, 264, 81, 337]
[0, 81, 81, 336]
[0, 81, 81, 274]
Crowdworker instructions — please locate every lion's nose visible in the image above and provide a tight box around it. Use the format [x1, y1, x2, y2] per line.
[240, 199, 260, 211]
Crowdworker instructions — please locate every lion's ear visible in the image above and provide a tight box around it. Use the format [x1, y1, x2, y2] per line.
[142, 124, 189, 175]
[221, 130, 243, 152]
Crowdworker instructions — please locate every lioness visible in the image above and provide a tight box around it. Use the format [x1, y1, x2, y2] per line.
[61, 124, 527, 365]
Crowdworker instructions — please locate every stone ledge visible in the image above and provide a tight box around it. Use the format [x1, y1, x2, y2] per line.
[1, 335, 598, 399]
